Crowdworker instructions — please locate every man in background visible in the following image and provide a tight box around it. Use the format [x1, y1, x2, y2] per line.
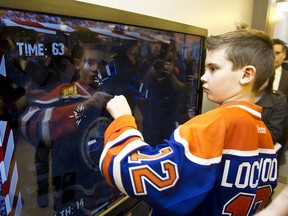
[272, 39, 288, 149]
[273, 38, 288, 95]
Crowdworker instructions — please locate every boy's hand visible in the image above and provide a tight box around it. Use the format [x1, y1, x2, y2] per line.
[106, 95, 132, 119]
[83, 91, 113, 114]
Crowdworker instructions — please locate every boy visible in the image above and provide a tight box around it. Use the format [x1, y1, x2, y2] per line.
[99, 29, 278, 216]
[20, 39, 119, 213]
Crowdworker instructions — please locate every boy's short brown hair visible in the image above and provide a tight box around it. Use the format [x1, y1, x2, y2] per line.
[205, 29, 274, 92]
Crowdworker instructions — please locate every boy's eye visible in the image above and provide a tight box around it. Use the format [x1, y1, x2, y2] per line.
[206, 66, 216, 72]
[205, 64, 218, 73]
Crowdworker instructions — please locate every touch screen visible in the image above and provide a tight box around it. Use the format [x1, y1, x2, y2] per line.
[0, 8, 204, 215]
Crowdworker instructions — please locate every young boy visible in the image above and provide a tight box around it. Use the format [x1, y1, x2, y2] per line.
[99, 29, 278, 216]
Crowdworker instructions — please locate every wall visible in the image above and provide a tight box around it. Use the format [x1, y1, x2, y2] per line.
[77, 0, 255, 113]
[251, 0, 271, 32]
[273, 4, 288, 42]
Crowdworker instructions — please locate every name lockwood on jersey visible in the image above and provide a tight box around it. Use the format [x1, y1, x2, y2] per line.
[221, 157, 277, 189]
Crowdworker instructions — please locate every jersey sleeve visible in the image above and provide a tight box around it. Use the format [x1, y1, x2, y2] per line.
[99, 114, 224, 215]
[20, 102, 81, 146]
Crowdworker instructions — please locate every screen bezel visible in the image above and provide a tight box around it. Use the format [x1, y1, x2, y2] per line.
[0, 0, 208, 37]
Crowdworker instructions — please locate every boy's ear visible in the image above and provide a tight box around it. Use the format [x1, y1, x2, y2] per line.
[73, 58, 81, 70]
[240, 65, 256, 85]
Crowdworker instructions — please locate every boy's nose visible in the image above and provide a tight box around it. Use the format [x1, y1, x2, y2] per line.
[200, 73, 207, 83]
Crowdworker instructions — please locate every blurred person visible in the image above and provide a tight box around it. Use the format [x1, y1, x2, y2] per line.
[255, 73, 287, 147]
[272, 38, 288, 161]
[138, 39, 186, 146]
[20, 37, 118, 214]
[0, 45, 28, 128]
[0, 37, 30, 87]
[180, 49, 199, 121]
[272, 38, 287, 95]
[100, 39, 141, 111]
[100, 29, 277, 216]
[0, 75, 28, 125]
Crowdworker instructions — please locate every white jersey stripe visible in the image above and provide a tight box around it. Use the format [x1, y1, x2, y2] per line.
[223, 148, 275, 156]
[113, 140, 148, 195]
[225, 105, 261, 118]
[99, 129, 143, 173]
[174, 128, 275, 166]
[174, 128, 222, 165]
[42, 108, 53, 145]
[20, 108, 39, 140]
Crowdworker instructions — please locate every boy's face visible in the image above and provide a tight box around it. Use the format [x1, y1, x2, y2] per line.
[201, 48, 243, 104]
[79, 48, 109, 86]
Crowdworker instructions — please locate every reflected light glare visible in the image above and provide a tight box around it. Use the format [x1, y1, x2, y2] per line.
[276, 2, 288, 12]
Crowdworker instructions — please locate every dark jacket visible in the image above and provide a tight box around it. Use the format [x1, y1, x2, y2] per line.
[277, 67, 288, 144]
[278, 68, 288, 98]
[256, 90, 288, 144]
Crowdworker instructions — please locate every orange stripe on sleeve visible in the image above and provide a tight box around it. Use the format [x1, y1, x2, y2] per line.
[104, 115, 138, 143]
[102, 136, 141, 187]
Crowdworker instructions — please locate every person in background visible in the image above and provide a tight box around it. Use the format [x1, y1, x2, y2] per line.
[0, 40, 29, 127]
[99, 29, 277, 215]
[272, 38, 288, 160]
[272, 39, 288, 95]
[255, 73, 287, 148]
[138, 39, 186, 146]
[100, 39, 140, 112]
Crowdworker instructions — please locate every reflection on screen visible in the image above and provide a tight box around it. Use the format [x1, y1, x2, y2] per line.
[0, 8, 204, 215]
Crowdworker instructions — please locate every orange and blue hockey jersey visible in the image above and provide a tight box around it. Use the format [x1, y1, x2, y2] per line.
[20, 81, 120, 214]
[20, 81, 92, 146]
[99, 100, 278, 216]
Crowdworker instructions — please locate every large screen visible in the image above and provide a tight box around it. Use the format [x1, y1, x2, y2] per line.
[0, 4, 206, 216]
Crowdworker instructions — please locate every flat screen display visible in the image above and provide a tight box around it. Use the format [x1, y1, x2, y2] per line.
[0, 6, 205, 216]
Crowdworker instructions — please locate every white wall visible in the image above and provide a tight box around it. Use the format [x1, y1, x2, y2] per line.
[78, 0, 255, 113]
[77, 0, 254, 36]
[273, 5, 288, 42]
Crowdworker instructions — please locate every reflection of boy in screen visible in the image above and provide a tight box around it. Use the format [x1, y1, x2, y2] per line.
[20, 35, 119, 214]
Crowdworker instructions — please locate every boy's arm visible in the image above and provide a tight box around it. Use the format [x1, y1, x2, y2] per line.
[21, 92, 111, 146]
[100, 95, 218, 215]
[20, 103, 84, 146]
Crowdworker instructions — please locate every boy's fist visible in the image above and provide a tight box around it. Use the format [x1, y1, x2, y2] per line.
[106, 95, 132, 119]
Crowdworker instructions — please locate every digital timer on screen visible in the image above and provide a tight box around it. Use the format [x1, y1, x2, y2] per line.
[16, 42, 65, 56]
